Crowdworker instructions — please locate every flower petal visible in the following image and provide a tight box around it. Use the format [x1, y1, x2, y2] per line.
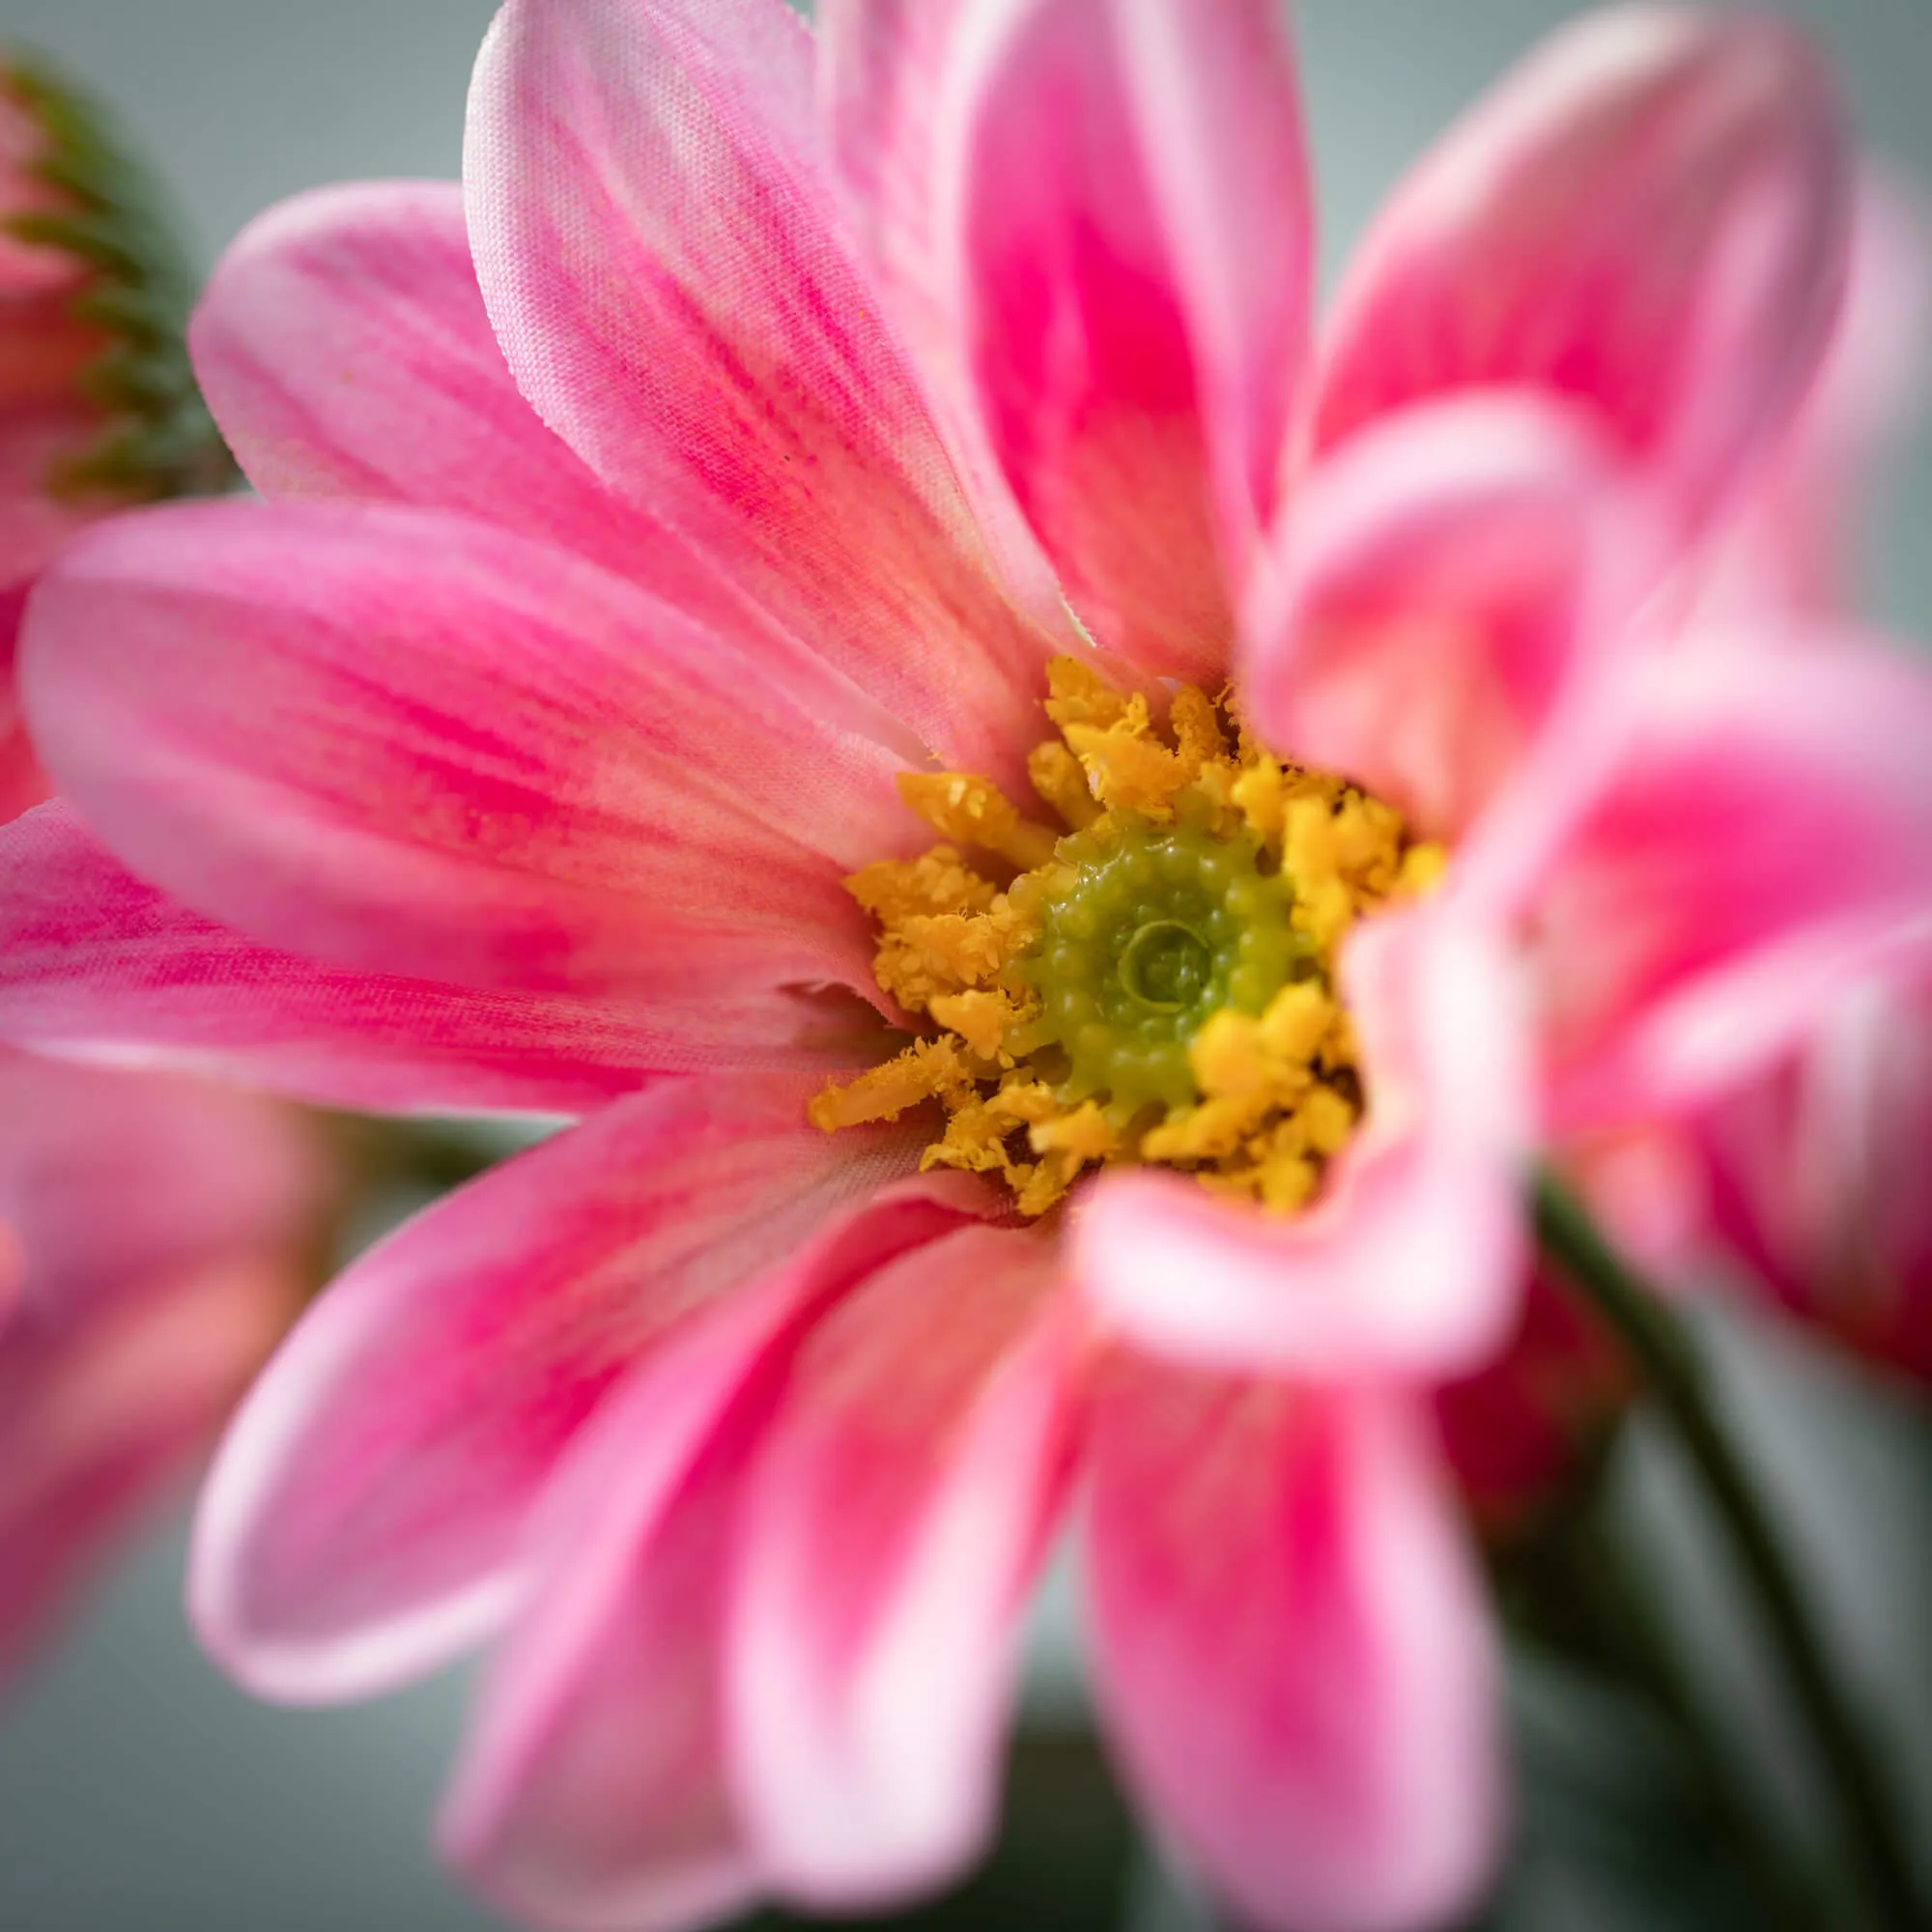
[190, 1073, 921, 1703]
[940, 0, 1312, 677]
[1313, 7, 1851, 525]
[1075, 904, 1530, 1381]
[465, 0, 1054, 777]
[728, 1224, 1074, 1905]
[813, 0, 1076, 657]
[439, 1175, 1004, 1932]
[1085, 1362, 1504, 1932]
[1244, 393, 1658, 848]
[21, 499, 907, 1009]
[189, 180, 839, 679]
[0, 802, 867, 1114]
[1538, 632, 1932, 1126]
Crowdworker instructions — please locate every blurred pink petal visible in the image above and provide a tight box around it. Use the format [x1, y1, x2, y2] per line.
[1086, 1360, 1503, 1932]
[465, 0, 1054, 781]
[440, 1178, 999, 1932]
[1539, 634, 1932, 1126]
[943, 0, 1311, 676]
[728, 1224, 1074, 1903]
[1076, 904, 1529, 1381]
[1697, 965, 1932, 1385]
[1313, 7, 1851, 525]
[192, 1073, 918, 1703]
[1244, 392, 1655, 848]
[0, 1048, 324, 1682]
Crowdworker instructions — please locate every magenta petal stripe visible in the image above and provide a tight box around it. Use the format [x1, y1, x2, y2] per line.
[1086, 1362, 1504, 1932]
[190, 1074, 924, 1705]
[1312, 7, 1851, 526]
[465, 0, 1056, 781]
[440, 1176, 1003, 1932]
[21, 499, 908, 1009]
[941, 0, 1312, 679]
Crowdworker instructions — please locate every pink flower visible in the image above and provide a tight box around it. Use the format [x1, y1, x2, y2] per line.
[1622, 175, 1932, 1388]
[0, 6, 1926, 1930]
[0, 1044, 324, 1685]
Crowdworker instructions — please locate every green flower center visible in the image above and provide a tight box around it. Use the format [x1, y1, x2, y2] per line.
[1015, 817, 1303, 1114]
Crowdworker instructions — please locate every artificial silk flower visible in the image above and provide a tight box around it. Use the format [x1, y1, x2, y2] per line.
[0, 49, 236, 821]
[0, 1045, 324, 1686]
[0, 6, 1928, 1931]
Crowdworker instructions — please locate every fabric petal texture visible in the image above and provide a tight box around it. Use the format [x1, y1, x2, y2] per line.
[465, 0, 1054, 779]
[440, 1178, 999, 1932]
[191, 1074, 919, 1703]
[1312, 6, 1852, 525]
[20, 500, 906, 1007]
[1086, 1360, 1504, 1932]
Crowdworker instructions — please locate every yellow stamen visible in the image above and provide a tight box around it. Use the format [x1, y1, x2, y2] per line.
[812, 657, 1443, 1218]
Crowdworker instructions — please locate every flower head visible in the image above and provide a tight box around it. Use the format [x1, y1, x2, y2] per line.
[0, 7, 1928, 1931]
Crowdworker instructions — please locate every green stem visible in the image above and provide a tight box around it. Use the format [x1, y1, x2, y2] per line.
[1533, 1171, 1924, 1932]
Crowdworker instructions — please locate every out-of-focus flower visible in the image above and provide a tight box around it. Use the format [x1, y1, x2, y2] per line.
[0, 1045, 325, 1685]
[0, 6, 1926, 1930]
[1628, 180, 1932, 1390]
[1693, 964, 1932, 1386]
[0, 49, 237, 820]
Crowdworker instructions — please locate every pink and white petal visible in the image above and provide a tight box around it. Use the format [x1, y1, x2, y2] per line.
[1085, 1362, 1505, 1932]
[940, 0, 1311, 678]
[815, 0, 1079, 658]
[190, 1073, 923, 1704]
[1539, 633, 1932, 1128]
[1313, 8, 1851, 526]
[22, 500, 907, 1007]
[439, 1176, 1005, 1932]
[728, 1224, 1075, 1905]
[465, 0, 1054, 779]
[1701, 171, 1932, 621]
[1244, 393, 1660, 849]
[1077, 904, 1531, 1382]
[0, 1046, 323, 1320]
[0, 1253, 297, 1687]
[0, 801, 741, 1115]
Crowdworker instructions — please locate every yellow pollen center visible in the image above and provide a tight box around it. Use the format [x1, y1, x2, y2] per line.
[811, 658, 1446, 1218]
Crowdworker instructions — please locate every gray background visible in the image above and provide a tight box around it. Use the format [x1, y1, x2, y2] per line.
[0, 3, 1928, 1929]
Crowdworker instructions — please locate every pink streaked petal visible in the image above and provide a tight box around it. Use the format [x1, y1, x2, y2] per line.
[22, 499, 907, 1008]
[1313, 8, 1851, 526]
[1077, 904, 1530, 1381]
[1540, 633, 1932, 1128]
[1086, 1363, 1505, 1932]
[190, 1074, 923, 1705]
[1245, 393, 1659, 847]
[0, 1046, 322, 1317]
[814, 0, 1078, 661]
[1702, 171, 1932, 621]
[0, 1253, 296, 1686]
[941, 0, 1311, 679]
[439, 1175, 1005, 1932]
[1698, 966, 1932, 1384]
[729, 1224, 1074, 1905]
[0, 802, 880, 1114]
[465, 0, 1055, 779]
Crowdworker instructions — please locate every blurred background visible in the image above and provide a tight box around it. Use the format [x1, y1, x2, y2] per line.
[0, 3, 1928, 1929]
